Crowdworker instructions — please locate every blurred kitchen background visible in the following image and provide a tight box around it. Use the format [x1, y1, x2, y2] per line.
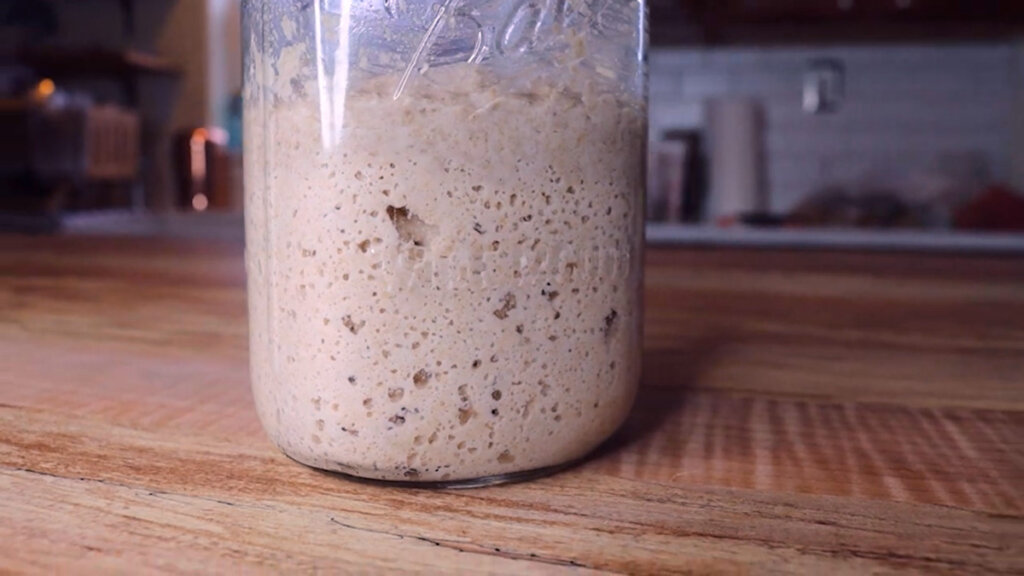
[0, 0, 242, 237]
[2, 0, 1024, 251]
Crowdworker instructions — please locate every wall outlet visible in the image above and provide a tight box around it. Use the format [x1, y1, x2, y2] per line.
[803, 58, 845, 114]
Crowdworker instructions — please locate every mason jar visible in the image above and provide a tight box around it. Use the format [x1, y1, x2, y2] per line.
[243, 0, 647, 486]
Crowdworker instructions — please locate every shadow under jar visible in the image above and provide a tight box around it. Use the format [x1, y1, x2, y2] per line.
[243, 0, 647, 486]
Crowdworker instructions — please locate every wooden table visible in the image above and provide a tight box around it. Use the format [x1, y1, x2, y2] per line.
[2, 235, 1022, 574]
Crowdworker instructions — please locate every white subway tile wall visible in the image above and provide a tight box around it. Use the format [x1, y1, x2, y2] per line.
[649, 44, 1015, 213]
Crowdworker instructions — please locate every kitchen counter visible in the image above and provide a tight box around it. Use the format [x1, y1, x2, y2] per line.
[2, 235, 1022, 574]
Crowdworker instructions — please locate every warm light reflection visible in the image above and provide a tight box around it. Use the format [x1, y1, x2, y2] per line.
[35, 78, 56, 99]
[192, 193, 209, 212]
[189, 128, 208, 181]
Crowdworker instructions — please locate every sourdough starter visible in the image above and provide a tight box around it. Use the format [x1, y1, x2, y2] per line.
[245, 62, 645, 482]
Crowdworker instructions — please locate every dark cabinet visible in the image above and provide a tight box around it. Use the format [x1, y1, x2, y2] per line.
[654, 0, 1024, 45]
[861, 0, 1024, 20]
[716, 0, 865, 22]
[713, 0, 1023, 21]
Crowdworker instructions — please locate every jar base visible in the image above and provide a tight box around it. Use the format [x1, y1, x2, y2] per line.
[292, 456, 581, 489]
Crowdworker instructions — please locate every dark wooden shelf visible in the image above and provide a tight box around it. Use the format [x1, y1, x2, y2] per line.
[22, 47, 181, 79]
[651, 0, 1024, 45]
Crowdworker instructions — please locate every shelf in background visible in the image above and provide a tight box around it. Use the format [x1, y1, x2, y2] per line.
[646, 224, 1024, 254]
[46, 213, 1024, 255]
[61, 210, 243, 241]
[22, 47, 181, 78]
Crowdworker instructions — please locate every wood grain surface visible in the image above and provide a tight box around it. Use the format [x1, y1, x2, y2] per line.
[1, 235, 1022, 574]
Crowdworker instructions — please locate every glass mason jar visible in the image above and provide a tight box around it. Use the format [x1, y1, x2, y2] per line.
[243, 0, 646, 486]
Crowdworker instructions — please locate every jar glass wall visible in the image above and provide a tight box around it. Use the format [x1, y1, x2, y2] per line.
[243, 0, 647, 484]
